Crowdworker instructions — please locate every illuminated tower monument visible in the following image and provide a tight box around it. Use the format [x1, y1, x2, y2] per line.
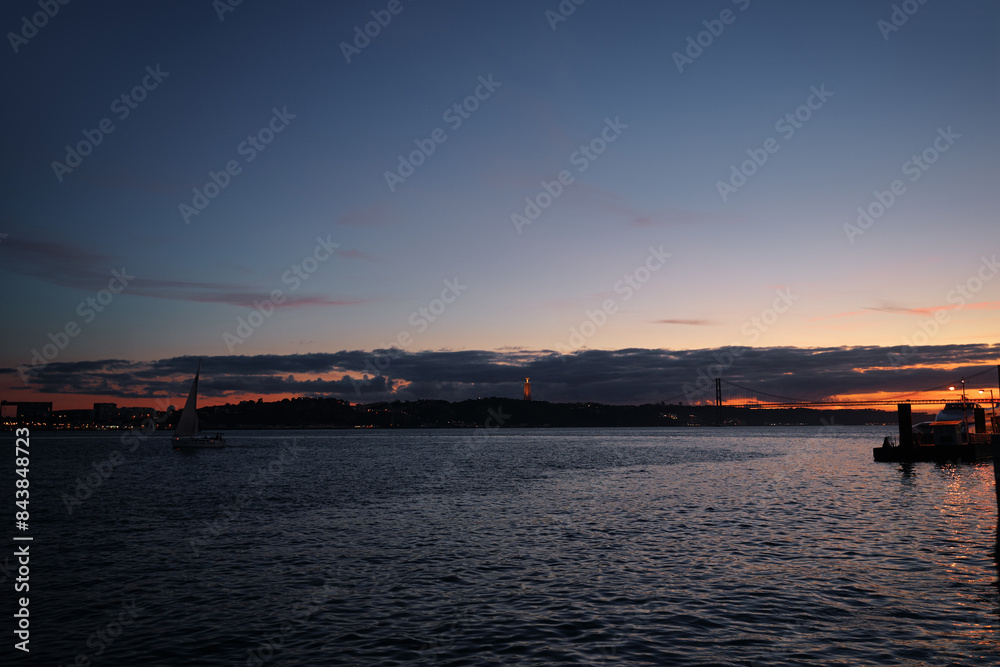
[523, 377, 532, 401]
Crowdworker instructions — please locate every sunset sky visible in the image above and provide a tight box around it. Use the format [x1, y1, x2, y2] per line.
[1, 0, 998, 410]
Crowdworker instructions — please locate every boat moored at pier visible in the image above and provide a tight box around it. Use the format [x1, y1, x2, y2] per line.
[874, 394, 998, 463]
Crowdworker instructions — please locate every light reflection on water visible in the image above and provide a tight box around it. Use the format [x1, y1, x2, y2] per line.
[13, 426, 1000, 665]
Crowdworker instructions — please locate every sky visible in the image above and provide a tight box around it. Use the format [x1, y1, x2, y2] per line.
[1, 0, 998, 410]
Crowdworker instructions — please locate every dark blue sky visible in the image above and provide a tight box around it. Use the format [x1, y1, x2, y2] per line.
[1, 0, 998, 406]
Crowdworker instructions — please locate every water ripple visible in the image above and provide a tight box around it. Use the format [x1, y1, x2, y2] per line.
[12, 426, 1000, 665]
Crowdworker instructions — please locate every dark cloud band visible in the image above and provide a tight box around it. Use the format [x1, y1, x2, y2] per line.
[3, 344, 996, 405]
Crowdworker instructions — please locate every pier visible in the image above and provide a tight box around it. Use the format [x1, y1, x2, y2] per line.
[869, 368, 1000, 464]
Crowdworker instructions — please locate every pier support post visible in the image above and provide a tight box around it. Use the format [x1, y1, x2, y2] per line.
[898, 404, 913, 448]
[993, 434, 1000, 511]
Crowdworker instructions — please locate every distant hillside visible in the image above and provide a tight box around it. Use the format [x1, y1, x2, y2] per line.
[195, 397, 930, 429]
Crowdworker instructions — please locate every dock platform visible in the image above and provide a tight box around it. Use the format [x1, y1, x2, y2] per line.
[873, 435, 995, 463]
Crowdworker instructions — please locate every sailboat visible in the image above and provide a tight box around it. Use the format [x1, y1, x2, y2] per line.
[173, 360, 225, 449]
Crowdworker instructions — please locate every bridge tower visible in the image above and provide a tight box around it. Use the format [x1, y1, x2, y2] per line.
[524, 377, 531, 401]
[715, 378, 722, 426]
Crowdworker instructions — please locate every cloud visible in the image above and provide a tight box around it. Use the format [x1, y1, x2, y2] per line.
[335, 248, 376, 261]
[810, 310, 870, 322]
[629, 209, 740, 227]
[334, 203, 397, 227]
[72, 168, 191, 196]
[1, 236, 119, 290]
[1, 234, 370, 309]
[868, 301, 1000, 316]
[819, 301, 1000, 322]
[651, 318, 715, 326]
[569, 183, 739, 227]
[4, 344, 997, 406]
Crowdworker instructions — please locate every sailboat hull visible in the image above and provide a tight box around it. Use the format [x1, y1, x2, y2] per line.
[173, 435, 225, 449]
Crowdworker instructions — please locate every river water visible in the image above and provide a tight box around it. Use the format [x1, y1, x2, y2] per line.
[9, 425, 999, 665]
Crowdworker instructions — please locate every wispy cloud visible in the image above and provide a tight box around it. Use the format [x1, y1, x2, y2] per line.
[866, 303, 943, 316]
[1, 235, 371, 309]
[571, 183, 739, 227]
[868, 301, 1000, 315]
[794, 296, 1000, 324]
[334, 203, 397, 227]
[630, 209, 740, 227]
[1, 236, 118, 290]
[335, 248, 376, 261]
[651, 318, 715, 326]
[809, 310, 870, 322]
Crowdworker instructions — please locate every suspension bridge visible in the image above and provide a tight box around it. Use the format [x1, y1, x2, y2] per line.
[669, 365, 1000, 412]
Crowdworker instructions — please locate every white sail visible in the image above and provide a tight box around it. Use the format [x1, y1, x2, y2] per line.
[172, 360, 224, 448]
[174, 361, 201, 437]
